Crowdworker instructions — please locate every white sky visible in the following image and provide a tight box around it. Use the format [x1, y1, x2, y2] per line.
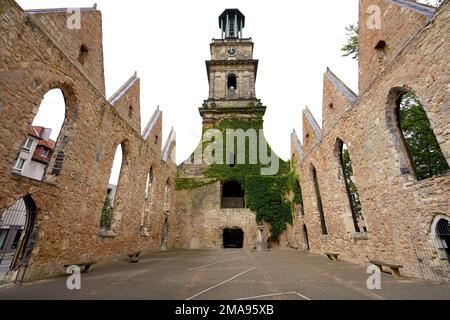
[17, 0, 437, 166]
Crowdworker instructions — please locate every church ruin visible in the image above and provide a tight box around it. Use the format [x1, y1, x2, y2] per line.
[0, 0, 448, 283]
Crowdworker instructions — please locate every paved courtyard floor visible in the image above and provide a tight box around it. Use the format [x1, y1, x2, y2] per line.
[0, 249, 449, 300]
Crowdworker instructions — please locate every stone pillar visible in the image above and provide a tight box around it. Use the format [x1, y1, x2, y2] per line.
[256, 225, 267, 252]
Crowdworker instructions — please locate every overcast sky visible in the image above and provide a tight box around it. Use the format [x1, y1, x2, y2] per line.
[17, 0, 436, 167]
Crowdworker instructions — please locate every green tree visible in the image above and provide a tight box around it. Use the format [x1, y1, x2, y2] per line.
[398, 93, 449, 180]
[341, 147, 363, 222]
[100, 195, 113, 230]
[341, 0, 443, 60]
[341, 24, 359, 60]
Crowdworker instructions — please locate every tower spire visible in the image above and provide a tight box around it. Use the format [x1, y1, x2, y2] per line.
[219, 9, 245, 39]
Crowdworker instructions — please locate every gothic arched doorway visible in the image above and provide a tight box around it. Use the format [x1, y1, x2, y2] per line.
[0, 195, 37, 283]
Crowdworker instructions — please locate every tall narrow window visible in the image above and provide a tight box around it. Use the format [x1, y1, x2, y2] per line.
[311, 165, 327, 235]
[395, 92, 449, 180]
[338, 140, 367, 232]
[141, 167, 154, 235]
[100, 144, 125, 232]
[163, 178, 172, 213]
[78, 44, 89, 65]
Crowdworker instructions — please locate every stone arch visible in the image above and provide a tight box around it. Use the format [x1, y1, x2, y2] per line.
[334, 138, 367, 233]
[99, 140, 130, 235]
[431, 215, 450, 261]
[140, 166, 155, 236]
[310, 163, 327, 235]
[10, 78, 79, 181]
[0, 195, 37, 283]
[385, 87, 449, 180]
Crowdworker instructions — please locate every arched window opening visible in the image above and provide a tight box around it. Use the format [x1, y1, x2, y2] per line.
[100, 144, 125, 232]
[434, 217, 450, 262]
[141, 167, 154, 235]
[338, 140, 367, 233]
[128, 105, 134, 118]
[78, 44, 89, 65]
[13, 89, 65, 180]
[227, 74, 237, 90]
[375, 40, 386, 51]
[297, 181, 304, 217]
[0, 196, 37, 283]
[145, 167, 154, 199]
[221, 181, 245, 209]
[163, 178, 172, 213]
[395, 92, 449, 180]
[311, 166, 327, 235]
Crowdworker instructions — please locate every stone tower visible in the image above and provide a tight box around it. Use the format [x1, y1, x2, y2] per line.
[173, 9, 297, 251]
[201, 9, 266, 125]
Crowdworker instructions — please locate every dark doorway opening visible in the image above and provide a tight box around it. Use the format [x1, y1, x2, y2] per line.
[221, 181, 245, 208]
[223, 228, 244, 249]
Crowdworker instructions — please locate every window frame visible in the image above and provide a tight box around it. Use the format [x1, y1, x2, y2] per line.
[22, 137, 34, 152]
[13, 158, 26, 172]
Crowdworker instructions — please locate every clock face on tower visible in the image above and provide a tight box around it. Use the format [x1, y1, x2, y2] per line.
[226, 47, 238, 57]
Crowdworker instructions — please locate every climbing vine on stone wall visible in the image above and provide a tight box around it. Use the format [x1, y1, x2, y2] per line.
[176, 116, 303, 241]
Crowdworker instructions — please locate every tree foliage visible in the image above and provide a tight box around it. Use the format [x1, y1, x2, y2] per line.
[341, 0, 443, 60]
[341, 147, 363, 222]
[341, 24, 359, 60]
[100, 195, 113, 230]
[398, 93, 449, 180]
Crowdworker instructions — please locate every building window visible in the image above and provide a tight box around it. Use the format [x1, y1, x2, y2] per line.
[395, 92, 449, 180]
[13, 158, 26, 173]
[311, 165, 327, 235]
[221, 180, 245, 209]
[22, 138, 34, 152]
[128, 105, 134, 118]
[41, 149, 49, 158]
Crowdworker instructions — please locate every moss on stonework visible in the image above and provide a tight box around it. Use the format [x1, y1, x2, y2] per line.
[178, 116, 303, 240]
[175, 177, 215, 191]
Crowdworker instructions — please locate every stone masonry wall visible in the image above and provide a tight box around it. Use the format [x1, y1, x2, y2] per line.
[291, 0, 449, 278]
[0, 0, 177, 281]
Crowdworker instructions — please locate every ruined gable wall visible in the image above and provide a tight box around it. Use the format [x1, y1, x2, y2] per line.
[0, 0, 176, 281]
[292, 1, 449, 277]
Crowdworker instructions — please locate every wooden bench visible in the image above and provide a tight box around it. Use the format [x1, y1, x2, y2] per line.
[64, 261, 96, 273]
[369, 260, 403, 277]
[325, 252, 340, 261]
[127, 251, 143, 263]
